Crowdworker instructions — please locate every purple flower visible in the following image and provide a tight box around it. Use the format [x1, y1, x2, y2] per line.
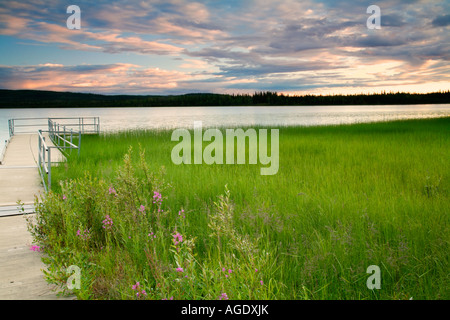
[219, 293, 229, 300]
[30, 245, 41, 252]
[153, 191, 162, 204]
[76, 228, 91, 240]
[132, 281, 146, 297]
[108, 187, 117, 195]
[102, 215, 113, 230]
[172, 232, 183, 246]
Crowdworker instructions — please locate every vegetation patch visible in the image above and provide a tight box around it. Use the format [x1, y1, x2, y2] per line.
[27, 118, 449, 299]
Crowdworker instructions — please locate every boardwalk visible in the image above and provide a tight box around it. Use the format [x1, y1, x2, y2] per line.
[0, 133, 72, 299]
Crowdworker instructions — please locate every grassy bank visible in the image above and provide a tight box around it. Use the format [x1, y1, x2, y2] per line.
[28, 117, 449, 300]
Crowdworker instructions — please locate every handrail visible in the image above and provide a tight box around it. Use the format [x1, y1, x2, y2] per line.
[9, 117, 100, 137]
[38, 130, 51, 192]
[0, 138, 10, 165]
[7, 116, 100, 192]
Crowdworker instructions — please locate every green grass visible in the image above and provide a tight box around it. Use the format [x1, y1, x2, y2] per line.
[28, 117, 449, 300]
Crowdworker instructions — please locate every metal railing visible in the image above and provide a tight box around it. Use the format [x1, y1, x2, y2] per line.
[8, 118, 49, 136]
[7, 116, 100, 192]
[48, 124, 82, 157]
[47, 117, 100, 136]
[38, 130, 52, 192]
[0, 138, 9, 164]
[8, 117, 100, 137]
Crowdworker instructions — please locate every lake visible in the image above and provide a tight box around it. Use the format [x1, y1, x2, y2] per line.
[1, 104, 449, 151]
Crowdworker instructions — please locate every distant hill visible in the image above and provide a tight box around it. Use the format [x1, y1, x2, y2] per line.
[0, 89, 448, 108]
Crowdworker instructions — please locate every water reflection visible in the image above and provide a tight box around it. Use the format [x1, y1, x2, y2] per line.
[0, 104, 449, 150]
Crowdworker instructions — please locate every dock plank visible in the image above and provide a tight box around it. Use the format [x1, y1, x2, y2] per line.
[0, 134, 71, 299]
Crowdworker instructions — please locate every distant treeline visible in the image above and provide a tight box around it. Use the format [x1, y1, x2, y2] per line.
[0, 89, 449, 108]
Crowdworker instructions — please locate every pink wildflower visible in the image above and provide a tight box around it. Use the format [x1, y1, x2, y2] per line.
[102, 215, 113, 230]
[172, 232, 183, 246]
[132, 281, 147, 298]
[219, 293, 229, 300]
[176, 267, 184, 272]
[153, 191, 162, 204]
[76, 228, 90, 240]
[30, 245, 41, 252]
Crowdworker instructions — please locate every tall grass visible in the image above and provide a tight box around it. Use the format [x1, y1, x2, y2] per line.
[28, 117, 449, 299]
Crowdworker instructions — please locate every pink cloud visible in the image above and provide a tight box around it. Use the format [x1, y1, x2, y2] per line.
[0, 63, 194, 93]
[0, 13, 184, 55]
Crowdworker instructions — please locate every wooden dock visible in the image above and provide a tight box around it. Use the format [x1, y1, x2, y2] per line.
[0, 133, 72, 299]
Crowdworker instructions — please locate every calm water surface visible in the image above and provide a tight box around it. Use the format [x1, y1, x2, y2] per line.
[1, 104, 449, 151]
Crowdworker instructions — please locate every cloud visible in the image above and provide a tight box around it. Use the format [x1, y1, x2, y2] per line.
[0, 0, 448, 95]
[432, 14, 450, 27]
[0, 63, 195, 93]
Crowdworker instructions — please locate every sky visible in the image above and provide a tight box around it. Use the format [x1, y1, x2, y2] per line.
[0, 0, 449, 96]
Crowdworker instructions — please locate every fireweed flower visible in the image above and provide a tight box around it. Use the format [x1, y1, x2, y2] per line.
[219, 293, 229, 300]
[139, 205, 145, 214]
[172, 232, 183, 246]
[153, 191, 162, 204]
[30, 245, 41, 252]
[62, 195, 67, 200]
[76, 228, 90, 240]
[221, 267, 232, 278]
[132, 282, 147, 298]
[148, 232, 156, 241]
[176, 267, 184, 272]
[108, 187, 117, 195]
[102, 215, 113, 230]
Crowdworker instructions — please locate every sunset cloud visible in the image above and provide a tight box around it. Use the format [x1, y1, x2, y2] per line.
[0, 63, 196, 93]
[0, 0, 448, 95]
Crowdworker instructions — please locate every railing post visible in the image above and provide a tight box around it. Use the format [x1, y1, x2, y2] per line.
[42, 136, 46, 165]
[63, 125, 66, 149]
[38, 131, 41, 169]
[78, 131, 81, 155]
[48, 147, 51, 190]
[9, 119, 14, 136]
